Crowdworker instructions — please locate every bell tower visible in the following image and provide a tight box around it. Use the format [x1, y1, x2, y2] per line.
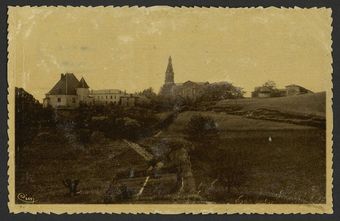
[165, 56, 174, 84]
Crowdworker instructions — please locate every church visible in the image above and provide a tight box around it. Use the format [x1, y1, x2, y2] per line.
[159, 57, 213, 100]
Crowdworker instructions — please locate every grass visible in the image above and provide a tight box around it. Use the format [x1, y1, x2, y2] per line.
[164, 111, 317, 138]
[156, 110, 326, 203]
[15, 128, 149, 204]
[189, 130, 326, 203]
[15, 109, 326, 204]
[215, 92, 326, 117]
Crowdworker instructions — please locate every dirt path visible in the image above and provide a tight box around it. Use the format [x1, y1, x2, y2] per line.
[123, 139, 153, 161]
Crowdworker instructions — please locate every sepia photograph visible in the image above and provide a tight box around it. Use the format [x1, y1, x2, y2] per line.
[7, 6, 333, 214]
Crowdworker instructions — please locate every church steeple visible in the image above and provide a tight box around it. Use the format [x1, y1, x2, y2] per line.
[165, 56, 174, 84]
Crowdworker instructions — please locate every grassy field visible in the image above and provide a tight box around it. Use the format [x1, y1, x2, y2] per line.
[15, 128, 149, 204]
[189, 130, 326, 203]
[163, 111, 317, 137]
[157, 111, 326, 203]
[15, 107, 326, 204]
[215, 92, 326, 117]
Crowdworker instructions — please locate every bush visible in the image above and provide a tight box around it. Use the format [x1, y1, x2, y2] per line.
[77, 129, 91, 144]
[186, 114, 218, 138]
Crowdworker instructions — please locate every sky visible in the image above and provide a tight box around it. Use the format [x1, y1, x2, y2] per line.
[8, 7, 332, 101]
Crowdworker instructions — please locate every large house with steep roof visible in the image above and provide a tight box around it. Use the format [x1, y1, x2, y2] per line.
[43, 73, 93, 109]
[43, 73, 136, 109]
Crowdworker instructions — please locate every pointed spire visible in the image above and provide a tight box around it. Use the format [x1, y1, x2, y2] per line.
[165, 56, 174, 84]
[77, 77, 90, 88]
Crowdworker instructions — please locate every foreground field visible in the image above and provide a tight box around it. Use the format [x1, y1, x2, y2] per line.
[157, 111, 326, 203]
[15, 109, 326, 204]
[15, 129, 150, 203]
[188, 130, 326, 203]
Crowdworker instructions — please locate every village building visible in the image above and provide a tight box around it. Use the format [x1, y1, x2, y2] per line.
[285, 84, 313, 96]
[91, 89, 125, 105]
[252, 86, 272, 98]
[252, 84, 313, 98]
[120, 94, 138, 107]
[159, 56, 229, 100]
[43, 73, 137, 109]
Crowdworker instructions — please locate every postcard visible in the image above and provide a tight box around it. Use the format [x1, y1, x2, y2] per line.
[7, 6, 333, 214]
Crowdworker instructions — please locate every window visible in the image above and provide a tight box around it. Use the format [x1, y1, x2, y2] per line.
[111, 96, 112, 99]
[106, 96, 108, 99]
[72, 98, 76, 103]
[57, 97, 61, 102]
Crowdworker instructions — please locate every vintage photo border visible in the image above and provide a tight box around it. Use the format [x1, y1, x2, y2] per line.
[0, 0, 339, 219]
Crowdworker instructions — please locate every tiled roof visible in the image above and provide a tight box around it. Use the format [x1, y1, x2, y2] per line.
[48, 73, 80, 95]
[77, 77, 90, 88]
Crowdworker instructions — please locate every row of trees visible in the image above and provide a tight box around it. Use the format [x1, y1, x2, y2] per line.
[74, 104, 163, 142]
[15, 87, 55, 166]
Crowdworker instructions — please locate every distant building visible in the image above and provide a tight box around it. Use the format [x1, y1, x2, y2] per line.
[159, 56, 230, 100]
[91, 89, 126, 105]
[120, 94, 137, 107]
[256, 86, 272, 98]
[43, 73, 136, 109]
[285, 84, 313, 96]
[252, 84, 313, 98]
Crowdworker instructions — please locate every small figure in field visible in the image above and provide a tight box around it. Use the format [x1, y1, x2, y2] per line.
[62, 179, 80, 196]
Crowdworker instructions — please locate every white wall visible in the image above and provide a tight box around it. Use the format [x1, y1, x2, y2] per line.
[91, 92, 124, 104]
[77, 88, 90, 103]
[45, 95, 79, 109]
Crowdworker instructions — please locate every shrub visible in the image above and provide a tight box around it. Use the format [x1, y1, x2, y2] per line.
[186, 114, 218, 138]
[77, 129, 91, 144]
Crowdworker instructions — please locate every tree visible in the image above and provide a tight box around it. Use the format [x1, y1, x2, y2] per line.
[186, 114, 218, 138]
[252, 80, 282, 98]
[138, 87, 157, 99]
[200, 83, 245, 101]
[263, 80, 277, 90]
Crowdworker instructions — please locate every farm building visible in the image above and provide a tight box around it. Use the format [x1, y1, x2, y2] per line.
[252, 84, 313, 98]
[256, 87, 272, 98]
[285, 84, 313, 96]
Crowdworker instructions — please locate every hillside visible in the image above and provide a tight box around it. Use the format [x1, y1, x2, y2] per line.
[165, 111, 316, 136]
[215, 92, 326, 117]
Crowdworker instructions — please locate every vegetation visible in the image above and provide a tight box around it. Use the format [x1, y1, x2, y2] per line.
[14, 85, 327, 204]
[213, 147, 250, 193]
[15, 87, 55, 166]
[73, 105, 161, 141]
[251, 80, 285, 98]
[199, 83, 245, 101]
[216, 92, 326, 117]
[185, 114, 218, 138]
